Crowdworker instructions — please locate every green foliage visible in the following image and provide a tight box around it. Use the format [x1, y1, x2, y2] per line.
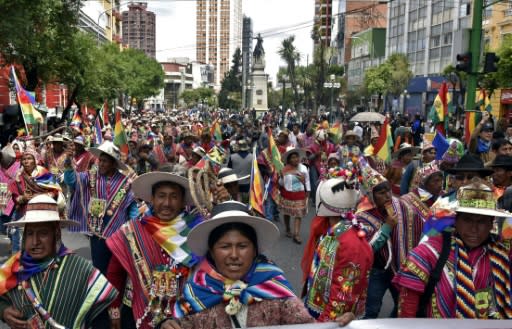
[363, 53, 413, 110]
[0, 0, 82, 89]
[180, 87, 215, 107]
[278, 36, 301, 110]
[219, 48, 242, 110]
[386, 53, 413, 97]
[494, 35, 512, 88]
[119, 48, 164, 109]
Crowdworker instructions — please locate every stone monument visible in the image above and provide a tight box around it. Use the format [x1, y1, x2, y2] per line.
[249, 34, 268, 115]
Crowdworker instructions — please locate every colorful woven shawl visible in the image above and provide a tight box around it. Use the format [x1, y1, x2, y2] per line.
[175, 256, 295, 317]
[0, 244, 72, 295]
[140, 210, 202, 266]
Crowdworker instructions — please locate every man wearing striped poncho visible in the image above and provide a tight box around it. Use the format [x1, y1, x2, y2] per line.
[105, 171, 203, 329]
[0, 195, 117, 329]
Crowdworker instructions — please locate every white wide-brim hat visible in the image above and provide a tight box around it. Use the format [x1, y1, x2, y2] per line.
[132, 172, 192, 205]
[218, 168, 250, 185]
[282, 147, 306, 164]
[89, 141, 128, 171]
[187, 201, 279, 256]
[6, 195, 78, 227]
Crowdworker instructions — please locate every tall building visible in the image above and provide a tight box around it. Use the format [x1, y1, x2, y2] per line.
[242, 16, 253, 109]
[383, 0, 475, 117]
[314, 0, 334, 48]
[196, 0, 243, 87]
[335, 0, 387, 66]
[122, 2, 156, 58]
[386, 0, 472, 76]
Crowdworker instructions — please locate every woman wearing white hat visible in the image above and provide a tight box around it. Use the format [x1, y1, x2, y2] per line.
[279, 147, 310, 244]
[158, 201, 356, 328]
[0, 195, 117, 328]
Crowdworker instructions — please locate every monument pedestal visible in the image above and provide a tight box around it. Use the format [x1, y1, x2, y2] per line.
[250, 65, 268, 115]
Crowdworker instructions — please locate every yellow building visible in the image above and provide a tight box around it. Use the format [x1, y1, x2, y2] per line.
[483, 1, 512, 121]
[98, 0, 123, 44]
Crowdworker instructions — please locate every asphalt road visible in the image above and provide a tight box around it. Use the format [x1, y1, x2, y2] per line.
[0, 207, 393, 328]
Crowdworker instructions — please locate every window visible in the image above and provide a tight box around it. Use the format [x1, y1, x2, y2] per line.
[441, 46, 451, 58]
[431, 24, 442, 36]
[431, 35, 441, 47]
[443, 32, 452, 44]
[430, 48, 440, 59]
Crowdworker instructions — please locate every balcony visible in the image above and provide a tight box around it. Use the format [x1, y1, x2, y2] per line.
[112, 9, 122, 21]
[113, 34, 122, 43]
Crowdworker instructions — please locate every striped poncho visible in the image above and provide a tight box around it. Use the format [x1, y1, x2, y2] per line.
[0, 254, 117, 328]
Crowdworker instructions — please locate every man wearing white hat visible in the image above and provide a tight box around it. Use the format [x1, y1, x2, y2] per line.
[0, 195, 117, 328]
[64, 141, 138, 275]
[105, 170, 202, 329]
[217, 167, 250, 201]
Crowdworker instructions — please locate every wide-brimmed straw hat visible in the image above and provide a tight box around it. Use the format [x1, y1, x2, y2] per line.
[444, 153, 494, 176]
[132, 172, 192, 205]
[187, 201, 279, 256]
[282, 146, 306, 164]
[392, 143, 420, 158]
[218, 168, 249, 185]
[89, 141, 128, 171]
[451, 179, 510, 217]
[6, 195, 78, 227]
[343, 130, 359, 140]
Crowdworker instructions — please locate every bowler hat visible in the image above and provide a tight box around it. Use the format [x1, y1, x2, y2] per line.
[444, 153, 493, 176]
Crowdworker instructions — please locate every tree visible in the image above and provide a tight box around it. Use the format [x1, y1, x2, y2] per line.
[179, 87, 215, 107]
[386, 53, 413, 99]
[363, 53, 412, 111]
[219, 48, 242, 110]
[119, 48, 164, 110]
[0, 0, 82, 89]
[278, 36, 301, 110]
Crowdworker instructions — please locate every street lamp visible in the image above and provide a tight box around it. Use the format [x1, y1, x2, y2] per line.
[323, 74, 340, 124]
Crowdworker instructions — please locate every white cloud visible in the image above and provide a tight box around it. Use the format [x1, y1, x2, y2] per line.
[149, 0, 314, 85]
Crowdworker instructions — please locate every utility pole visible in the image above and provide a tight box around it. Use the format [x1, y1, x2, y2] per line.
[464, 0, 484, 112]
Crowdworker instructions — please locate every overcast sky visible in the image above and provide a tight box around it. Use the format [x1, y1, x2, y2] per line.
[144, 0, 316, 85]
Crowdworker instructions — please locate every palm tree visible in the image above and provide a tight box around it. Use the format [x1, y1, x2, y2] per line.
[278, 36, 301, 110]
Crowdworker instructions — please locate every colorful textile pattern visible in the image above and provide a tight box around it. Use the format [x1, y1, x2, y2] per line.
[0, 244, 72, 296]
[393, 233, 512, 318]
[28, 166, 62, 192]
[175, 256, 295, 317]
[210, 119, 223, 142]
[305, 223, 373, 321]
[454, 235, 477, 318]
[141, 211, 202, 265]
[3, 254, 117, 328]
[10, 66, 44, 127]
[67, 170, 134, 235]
[94, 116, 104, 146]
[356, 196, 418, 272]
[249, 148, 265, 216]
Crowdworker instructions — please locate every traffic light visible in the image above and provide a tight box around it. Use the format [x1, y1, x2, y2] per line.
[456, 52, 472, 73]
[483, 52, 499, 73]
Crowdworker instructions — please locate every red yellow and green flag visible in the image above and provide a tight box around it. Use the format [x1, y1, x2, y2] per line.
[374, 118, 394, 163]
[113, 110, 129, 156]
[464, 89, 492, 145]
[267, 128, 283, 173]
[428, 81, 450, 135]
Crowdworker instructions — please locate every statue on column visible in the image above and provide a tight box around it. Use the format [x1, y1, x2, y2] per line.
[253, 33, 265, 67]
